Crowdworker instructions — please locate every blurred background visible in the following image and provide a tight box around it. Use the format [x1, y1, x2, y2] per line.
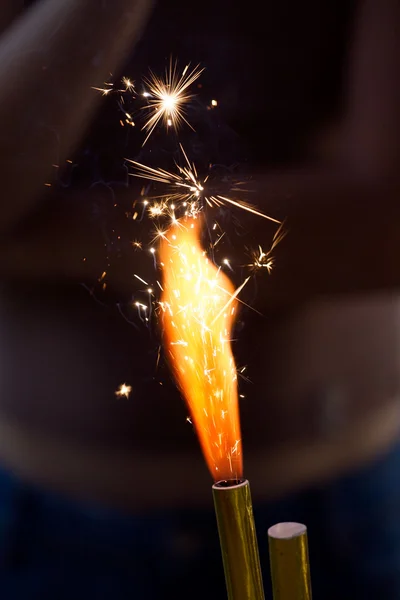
[0, 0, 399, 598]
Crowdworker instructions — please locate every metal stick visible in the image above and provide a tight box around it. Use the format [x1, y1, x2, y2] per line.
[268, 522, 312, 600]
[212, 479, 265, 600]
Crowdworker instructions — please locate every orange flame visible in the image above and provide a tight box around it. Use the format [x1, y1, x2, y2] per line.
[159, 218, 243, 480]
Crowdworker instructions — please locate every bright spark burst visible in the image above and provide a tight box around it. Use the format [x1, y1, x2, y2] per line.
[247, 222, 286, 273]
[141, 60, 204, 144]
[115, 383, 132, 398]
[249, 245, 275, 273]
[122, 77, 135, 91]
[148, 201, 167, 218]
[127, 145, 281, 224]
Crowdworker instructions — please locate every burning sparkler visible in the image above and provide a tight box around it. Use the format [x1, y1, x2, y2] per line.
[93, 56, 290, 599]
[141, 60, 204, 144]
[159, 217, 264, 598]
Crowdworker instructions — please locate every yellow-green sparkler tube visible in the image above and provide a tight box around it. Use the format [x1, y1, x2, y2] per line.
[268, 522, 312, 600]
[212, 479, 265, 600]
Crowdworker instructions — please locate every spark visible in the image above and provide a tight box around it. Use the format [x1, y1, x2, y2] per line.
[92, 86, 113, 96]
[123, 109, 135, 127]
[211, 277, 251, 326]
[122, 77, 134, 91]
[247, 221, 286, 273]
[141, 60, 204, 144]
[128, 145, 281, 224]
[211, 99, 218, 107]
[148, 201, 166, 218]
[212, 232, 225, 249]
[134, 274, 149, 285]
[115, 383, 132, 398]
[135, 302, 147, 310]
[251, 245, 274, 272]
[151, 226, 169, 244]
[217, 196, 280, 223]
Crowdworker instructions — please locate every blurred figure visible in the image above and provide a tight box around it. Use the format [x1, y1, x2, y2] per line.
[0, 0, 400, 598]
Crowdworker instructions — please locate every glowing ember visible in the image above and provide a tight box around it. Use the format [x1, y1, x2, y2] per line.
[115, 383, 132, 398]
[122, 77, 135, 91]
[159, 218, 243, 480]
[141, 61, 204, 144]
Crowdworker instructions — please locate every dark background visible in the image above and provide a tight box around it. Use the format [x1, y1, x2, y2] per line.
[78, 0, 356, 180]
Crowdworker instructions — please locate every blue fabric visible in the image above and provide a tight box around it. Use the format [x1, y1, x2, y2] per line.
[1, 444, 400, 598]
